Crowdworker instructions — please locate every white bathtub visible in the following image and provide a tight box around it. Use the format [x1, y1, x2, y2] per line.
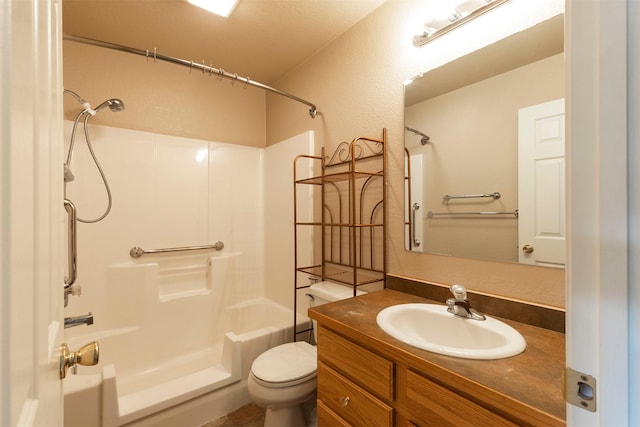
[64, 298, 307, 427]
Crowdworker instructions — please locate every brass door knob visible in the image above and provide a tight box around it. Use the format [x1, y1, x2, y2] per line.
[522, 244, 534, 254]
[59, 341, 99, 379]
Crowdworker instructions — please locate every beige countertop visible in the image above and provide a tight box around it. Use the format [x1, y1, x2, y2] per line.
[309, 289, 566, 426]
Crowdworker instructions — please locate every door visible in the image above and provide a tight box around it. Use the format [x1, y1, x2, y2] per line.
[566, 0, 630, 425]
[518, 98, 565, 267]
[1, 0, 65, 425]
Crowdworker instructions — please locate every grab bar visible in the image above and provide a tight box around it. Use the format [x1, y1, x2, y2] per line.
[427, 209, 518, 218]
[412, 203, 421, 247]
[129, 241, 224, 258]
[442, 192, 501, 202]
[64, 199, 77, 287]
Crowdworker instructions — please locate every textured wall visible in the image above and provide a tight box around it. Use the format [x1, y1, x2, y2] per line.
[63, 42, 266, 147]
[267, 0, 566, 308]
[62, 0, 566, 307]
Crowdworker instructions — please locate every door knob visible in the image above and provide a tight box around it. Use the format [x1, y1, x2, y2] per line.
[59, 341, 99, 379]
[522, 244, 534, 254]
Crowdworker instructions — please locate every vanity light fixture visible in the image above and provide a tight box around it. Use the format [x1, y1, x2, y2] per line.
[413, 0, 510, 47]
[187, 0, 239, 17]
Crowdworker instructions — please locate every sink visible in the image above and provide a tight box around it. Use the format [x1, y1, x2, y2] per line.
[376, 303, 526, 360]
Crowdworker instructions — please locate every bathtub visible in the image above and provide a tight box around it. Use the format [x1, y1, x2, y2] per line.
[64, 298, 307, 427]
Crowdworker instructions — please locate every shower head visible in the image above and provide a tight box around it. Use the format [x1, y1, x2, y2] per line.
[94, 98, 125, 113]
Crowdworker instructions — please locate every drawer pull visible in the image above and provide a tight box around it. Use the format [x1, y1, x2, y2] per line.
[339, 396, 350, 407]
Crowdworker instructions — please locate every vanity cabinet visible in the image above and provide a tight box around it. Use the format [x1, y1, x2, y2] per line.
[312, 291, 566, 427]
[317, 325, 517, 427]
[399, 369, 517, 426]
[317, 327, 393, 427]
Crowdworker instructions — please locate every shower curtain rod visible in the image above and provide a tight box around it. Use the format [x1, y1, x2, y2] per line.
[405, 126, 429, 139]
[63, 34, 318, 118]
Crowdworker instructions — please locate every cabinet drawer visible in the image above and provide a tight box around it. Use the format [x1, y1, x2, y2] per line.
[405, 369, 517, 427]
[318, 362, 393, 427]
[317, 400, 350, 426]
[318, 327, 394, 400]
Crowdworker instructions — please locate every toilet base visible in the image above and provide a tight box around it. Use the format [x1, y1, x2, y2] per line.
[247, 370, 317, 427]
[264, 404, 305, 427]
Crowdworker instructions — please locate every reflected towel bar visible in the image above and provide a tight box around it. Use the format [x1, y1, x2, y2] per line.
[427, 210, 518, 218]
[130, 241, 224, 258]
[443, 192, 501, 202]
[412, 203, 421, 247]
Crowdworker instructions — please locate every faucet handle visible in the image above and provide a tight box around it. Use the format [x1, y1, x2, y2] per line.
[450, 284, 467, 300]
[446, 298, 456, 313]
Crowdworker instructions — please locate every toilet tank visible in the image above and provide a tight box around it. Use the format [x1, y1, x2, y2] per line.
[308, 281, 366, 343]
[308, 281, 366, 306]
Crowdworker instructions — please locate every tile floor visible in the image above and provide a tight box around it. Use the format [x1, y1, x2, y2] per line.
[201, 403, 265, 427]
[201, 397, 317, 427]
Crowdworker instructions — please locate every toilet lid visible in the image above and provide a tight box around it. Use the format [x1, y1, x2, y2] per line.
[251, 342, 317, 384]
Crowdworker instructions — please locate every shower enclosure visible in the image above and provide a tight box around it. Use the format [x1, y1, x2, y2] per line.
[62, 123, 314, 426]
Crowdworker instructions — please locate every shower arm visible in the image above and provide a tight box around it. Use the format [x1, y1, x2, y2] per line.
[63, 34, 318, 119]
[405, 126, 430, 144]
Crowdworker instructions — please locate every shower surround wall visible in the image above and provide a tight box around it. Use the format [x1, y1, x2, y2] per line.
[63, 122, 313, 426]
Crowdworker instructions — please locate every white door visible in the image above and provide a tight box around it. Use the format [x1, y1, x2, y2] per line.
[518, 98, 565, 267]
[566, 0, 630, 425]
[0, 0, 65, 426]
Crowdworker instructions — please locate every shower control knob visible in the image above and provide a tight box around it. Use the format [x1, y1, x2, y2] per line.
[59, 341, 99, 379]
[522, 244, 534, 254]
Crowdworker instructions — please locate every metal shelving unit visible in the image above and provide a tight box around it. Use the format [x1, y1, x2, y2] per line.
[293, 129, 387, 341]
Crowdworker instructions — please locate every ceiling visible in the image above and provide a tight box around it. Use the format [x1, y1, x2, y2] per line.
[62, 0, 387, 85]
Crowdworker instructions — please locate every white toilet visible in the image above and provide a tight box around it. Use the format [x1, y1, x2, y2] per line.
[247, 281, 365, 427]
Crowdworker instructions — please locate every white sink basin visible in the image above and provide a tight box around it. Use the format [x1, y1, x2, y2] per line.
[376, 303, 526, 360]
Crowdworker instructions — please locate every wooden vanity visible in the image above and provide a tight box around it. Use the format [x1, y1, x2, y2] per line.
[308, 289, 565, 426]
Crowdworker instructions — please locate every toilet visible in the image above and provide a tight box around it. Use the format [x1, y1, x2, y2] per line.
[247, 281, 365, 427]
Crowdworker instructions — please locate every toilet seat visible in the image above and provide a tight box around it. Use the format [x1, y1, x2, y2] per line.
[250, 341, 317, 388]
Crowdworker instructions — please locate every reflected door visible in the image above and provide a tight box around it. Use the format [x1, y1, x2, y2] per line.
[517, 98, 565, 267]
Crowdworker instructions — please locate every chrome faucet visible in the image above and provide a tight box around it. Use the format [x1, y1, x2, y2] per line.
[64, 312, 94, 329]
[446, 284, 486, 321]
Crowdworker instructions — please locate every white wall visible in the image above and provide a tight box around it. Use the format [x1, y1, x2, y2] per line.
[630, 2, 640, 422]
[63, 121, 314, 341]
[264, 131, 315, 308]
[63, 122, 267, 339]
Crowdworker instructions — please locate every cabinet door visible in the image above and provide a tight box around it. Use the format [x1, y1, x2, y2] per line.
[318, 362, 393, 427]
[404, 370, 517, 427]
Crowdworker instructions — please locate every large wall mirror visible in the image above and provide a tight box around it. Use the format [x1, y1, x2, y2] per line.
[404, 14, 565, 267]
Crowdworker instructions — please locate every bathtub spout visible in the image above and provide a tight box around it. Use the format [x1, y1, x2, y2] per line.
[65, 312, 94, 329]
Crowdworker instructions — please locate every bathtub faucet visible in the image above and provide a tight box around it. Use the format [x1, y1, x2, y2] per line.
[64, 312, 94, 329]
[446, 285, 486, 321]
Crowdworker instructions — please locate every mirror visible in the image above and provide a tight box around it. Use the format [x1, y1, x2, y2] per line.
[404, 14, 565, 266]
